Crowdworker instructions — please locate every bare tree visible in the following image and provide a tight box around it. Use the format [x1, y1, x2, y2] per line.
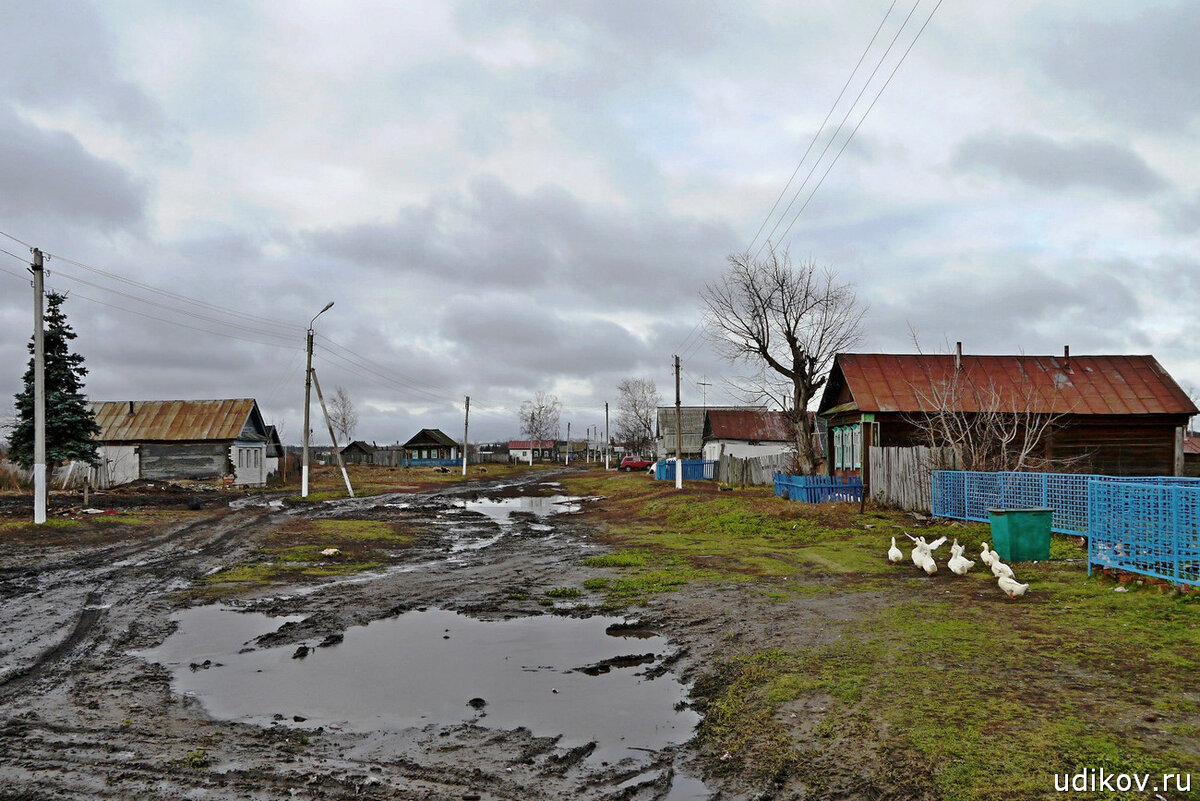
[328, 386, 359, 444]
[518, 391, 562, 444]
[614, 378, 660, 455]
[902, 339, 1078, 472]
[701, 248, 866, 474]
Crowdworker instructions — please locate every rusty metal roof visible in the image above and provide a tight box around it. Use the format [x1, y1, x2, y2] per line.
[89, 399, 259, 442]
[819, 354, 1198, 416]
[705, 410, 793, 441]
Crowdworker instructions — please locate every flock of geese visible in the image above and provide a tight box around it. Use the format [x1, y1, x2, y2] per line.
[887, 534, 1031, 600]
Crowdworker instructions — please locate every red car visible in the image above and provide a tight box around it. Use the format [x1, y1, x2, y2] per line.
[619, 455, 653, 471]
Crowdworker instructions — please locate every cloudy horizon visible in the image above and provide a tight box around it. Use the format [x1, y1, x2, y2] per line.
[3, 1, 1199, 446]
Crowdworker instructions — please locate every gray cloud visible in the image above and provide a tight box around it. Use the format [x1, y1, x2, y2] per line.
[869, 263, 1145, 356]
[304, 176, 737, 308]
[1038, 4, 1200, 130]
[0, 105, 146, 227]
[952, 132, 1166, 195]
[0, 0, 163, 133]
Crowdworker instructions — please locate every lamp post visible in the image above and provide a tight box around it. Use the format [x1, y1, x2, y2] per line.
[302, 301, 334, 498]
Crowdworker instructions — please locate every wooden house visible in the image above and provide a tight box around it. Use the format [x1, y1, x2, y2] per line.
[818, 349, 1198, 485]
[403, 429, 459, 461]
[264, 425, 284, 479]
[341, 440, 376, 465]
[89, 399, 271, 487]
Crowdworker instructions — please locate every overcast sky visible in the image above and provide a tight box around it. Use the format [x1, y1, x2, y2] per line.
[2, 1, 1198, 445]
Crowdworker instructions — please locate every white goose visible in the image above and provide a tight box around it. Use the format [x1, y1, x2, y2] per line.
[990, 559, 1015, 580]
[998, 574, 1030, 599]
[887, 537, 904, 564]
[947, 542, 975, 576]
[979, 542, 998, 569]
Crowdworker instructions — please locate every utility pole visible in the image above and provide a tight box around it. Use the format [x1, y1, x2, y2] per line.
[32, 249, 46, 525]
[302, 301, 333, 498]
[698, 377, 711, 411]
[604, 402, 610, 470]
[674, 355, 683, 490]
[565, 421, 571, 465]
[311, 368, 353, 497]
[461, 396, 470, 477]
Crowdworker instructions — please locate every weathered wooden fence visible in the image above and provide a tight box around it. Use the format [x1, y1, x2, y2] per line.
[868, 446, 959, 511]
[714, 453, 793, 486]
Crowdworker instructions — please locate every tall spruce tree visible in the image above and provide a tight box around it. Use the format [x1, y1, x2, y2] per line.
[8, 292, 100, 469]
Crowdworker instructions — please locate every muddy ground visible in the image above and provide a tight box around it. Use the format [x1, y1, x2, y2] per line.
[0, 470, 815, 800]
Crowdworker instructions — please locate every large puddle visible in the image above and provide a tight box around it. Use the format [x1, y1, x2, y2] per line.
[139, 606, 699, 765]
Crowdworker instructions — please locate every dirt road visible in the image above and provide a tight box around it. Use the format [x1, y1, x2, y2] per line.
[0, 471, 716, 800]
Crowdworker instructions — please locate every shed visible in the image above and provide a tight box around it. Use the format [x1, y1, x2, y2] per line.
[89, 399, 271, 487]
[264, 425, 284, 479]
[403, 429, 459, 461]
[509, 440, 556, 462]
[818, 350, 1198, 481]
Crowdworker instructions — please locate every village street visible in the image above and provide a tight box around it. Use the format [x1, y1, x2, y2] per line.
[0, 470, 720, 800]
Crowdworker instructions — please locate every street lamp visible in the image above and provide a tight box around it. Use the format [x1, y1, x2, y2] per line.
[302, 301, 334, 497]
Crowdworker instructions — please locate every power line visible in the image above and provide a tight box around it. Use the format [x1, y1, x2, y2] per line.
[771, 0, 944, 247]
[753, 0, 925, 261]
[0, 228, 33, 250]
[746, 0, 900, 256]
[44, 250, 305, 335]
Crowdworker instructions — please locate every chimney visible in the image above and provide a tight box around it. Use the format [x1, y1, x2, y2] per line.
[955, 341, 963, 371]
[128, 401, 135, 415]
[1063, 345, 1070, 371]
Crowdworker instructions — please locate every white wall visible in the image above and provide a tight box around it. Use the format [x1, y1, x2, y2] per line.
[702, 439, 793, 461]
[230, 443, 267, 486]
[93, 445, 139, 487]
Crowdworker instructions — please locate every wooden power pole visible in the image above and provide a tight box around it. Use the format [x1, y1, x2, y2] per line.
[674, 355, 682, 490]
[462, 395, 470, 476]
[32, 249, 46, 524]
[604, 402, 610, 470]
[310, 368, 354, 498]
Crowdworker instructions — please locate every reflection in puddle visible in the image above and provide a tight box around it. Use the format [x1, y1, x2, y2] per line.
[461, 494, 580, 524]
[139, 607, 699, 763]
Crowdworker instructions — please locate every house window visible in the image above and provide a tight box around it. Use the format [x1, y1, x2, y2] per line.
[237, 449, 245, 468]
[833, 428, 844, 469]
[833, 424, 861, 470]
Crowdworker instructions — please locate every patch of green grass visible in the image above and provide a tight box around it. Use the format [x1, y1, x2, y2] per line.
[178, 749, 211, 769]
[581, 549, 649, 568]
[545, 586, 583, 598]
[581, 577, 610, 590]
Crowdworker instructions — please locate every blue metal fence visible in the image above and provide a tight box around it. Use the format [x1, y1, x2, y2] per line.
[930, 470, 1200, 535]
[402, 458, 461, 467]
[1088, 481, 1200, 587]
[774, 473, 863, 504]
[653, 459, 716, 481]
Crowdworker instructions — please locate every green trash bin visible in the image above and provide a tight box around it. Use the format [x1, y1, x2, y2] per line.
[987, 508, 1052, 562]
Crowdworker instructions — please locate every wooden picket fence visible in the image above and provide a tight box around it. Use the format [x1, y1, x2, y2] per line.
[714, 452, 794, 486]
[868, 445, 959, 511]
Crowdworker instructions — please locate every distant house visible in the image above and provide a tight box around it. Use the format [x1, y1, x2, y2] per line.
[89, 399, 271, 487]
[702, 410, 796, 461]
[818, 350, 1198, 481]
[509, 440, 555, 462]
[1184, 435, 1200, 478]
[655, 406, 760, 459]
[341, 440, 376, 465]
[403, 429, 459, 461]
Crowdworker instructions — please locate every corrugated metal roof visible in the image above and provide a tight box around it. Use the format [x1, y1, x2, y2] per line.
[90, 399, 259, 442]
[404, 428, 458, 448]
[820, 354, 1198, 416]
[1185, 436, 1200, 455]
[705, 410, 793, 441]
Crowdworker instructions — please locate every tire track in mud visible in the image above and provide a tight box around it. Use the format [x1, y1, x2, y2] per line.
[0, 507, 277, 701]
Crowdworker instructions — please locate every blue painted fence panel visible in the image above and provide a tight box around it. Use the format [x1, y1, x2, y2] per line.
[1088, 481, 1200, 587]
[402, 458, 461, 467]
[773, 473, 863, 504]
[653, 460, 716, 481]
[930, 470, 1200, 536]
